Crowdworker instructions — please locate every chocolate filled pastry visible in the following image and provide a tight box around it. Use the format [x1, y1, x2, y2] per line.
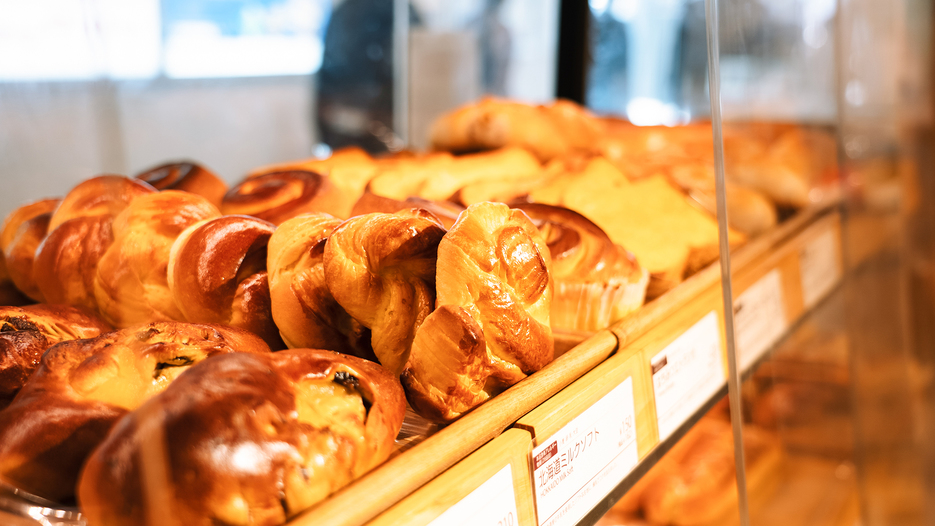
[267, 214, 373, 358]
[403, 202, 554, 422]
[93, 191, 221, 328]
[0, 304, 111, 400]
[0, 321, 270, 502]
[136, 161, 229, 208]
[77, 349, 405, 526]
[168, 215, 285, 350]
[324, 210, 446, 375]
[1, 198, 61, 301]
[513, 203, 648, 331]
[222, 170, 353, 224]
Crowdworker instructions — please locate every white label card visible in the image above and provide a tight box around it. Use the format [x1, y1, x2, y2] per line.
[800, 226, 841, 309]
[651, 311, 724, 440]
[531, 377, 638, 526]
[734, 269, 788, 370]
[428, 464, 518, 526]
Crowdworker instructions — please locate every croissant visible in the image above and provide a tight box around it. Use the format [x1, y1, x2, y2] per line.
[0, 304, 111, 400]
[222, 170, 353, 224]
[136, 161, 229, 208]
[267, 213, 373, 358]
[0, 321, 270, 501]
[168, 215, 284, 349]
[403, 202, 554, 421]
[78, 349, 406, 526]
[324, 210, 446, 375]
[1, 199, 59, 301]
[94, 191, 221, 327]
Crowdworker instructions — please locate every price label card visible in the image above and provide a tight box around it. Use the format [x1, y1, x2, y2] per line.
[651, 311, 723, 440]
[531, 377, 638, 526]
[428, 465, 518, 526]
[734, 269, 787, 370]
[800, 226, 841, 309]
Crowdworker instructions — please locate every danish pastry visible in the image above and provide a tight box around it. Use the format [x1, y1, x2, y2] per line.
[136, 161, 228, 208]
[222, 170, 353, 224]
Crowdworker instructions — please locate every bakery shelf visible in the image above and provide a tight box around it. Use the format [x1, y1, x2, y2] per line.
[284, 204, 843, 526]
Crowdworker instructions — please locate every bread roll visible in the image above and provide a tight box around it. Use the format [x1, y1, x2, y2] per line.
[94, 191, 221, 328]
[267, 213, 373, 358]
[324, 210, 446, 375]
[403, 202, 554, 421]
[136, 161, 228, 208]
[78, 349, 405, 526]
[0, 322, 270, 501]
[222, 170, 353, 223]
[1, 204, 56, 302]
[48, 175, 155, 233]
[168, 215, 284, 349]
[33, 215, 114, 311]
[350, 192, 463, 229]
[0, 304, 111, 399]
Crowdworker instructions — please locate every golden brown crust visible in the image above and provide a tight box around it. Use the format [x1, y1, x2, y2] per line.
[77, 349, 405, 526]
[0, 304, 111, 398]
[324, 210, 446, 375]
[3, 211, 53, 302]
[48, 175, 156, 233]
[0, 199, 60, 253]
[403, 202, 553, 422]
[136, 162, 229, 208]
[350, 191, 464, 229]
[93, 191, 221, 328]
[33, 215, 114, 311]
[0, 322, 270, 502]
[267, 214, 373, 358]
[222, 170, 354, 224]
[168, 215, 284, 349]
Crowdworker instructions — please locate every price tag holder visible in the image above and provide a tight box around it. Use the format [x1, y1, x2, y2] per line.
[530, 378, 638, 526]
[734, 269, 787, 370]
[651, 311, 723, 440]
[800, 226, 841, 309]
[427, 464, 518, 526]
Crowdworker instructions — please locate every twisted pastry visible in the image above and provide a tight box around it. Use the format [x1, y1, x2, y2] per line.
[136, 161, 228, 208]
[514, 203, 648, 331]
[78, 349, 405, 526]
[267, 213, 372, 358]
[48, 175, 155, 232]
[94, 191, 221, 328]
[33, 215, 114, 311]
[403, 202, 553, 422]
[222, 170, 352, 224]
[1, 199, 59, 301]
[168, 215, 284, 349]
[0, 304, 111, 399]
[324, 210, 446, 375]
[0, 322, 270, 501]
[350, 191, 464, 229]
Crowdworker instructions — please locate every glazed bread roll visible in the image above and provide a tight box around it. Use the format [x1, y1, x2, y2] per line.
[513, 203, 648, 331]
[168, 215, 284, 349]
[33, 215, 114, 311]
[403, 202, 554, 422]
[222, 170, 354, 223]
[136, 161, 229, 208]
[0, 304, 111, 399]
[324, 210, 446, 376]
[248, 146, 380, 206]
[267, 214, 373, 358]
[350, 192, 464, 229]
[47, 175, 156, 233]
[94, 191, 221, 328]
[0, 322, 270, 501]
[1, 199, 59, 301]
[78, 349, 406, 526]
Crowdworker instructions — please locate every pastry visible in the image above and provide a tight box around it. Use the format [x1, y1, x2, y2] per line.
[78, 349, 405, 526]
[366, 152, 456, 201]
[513, 203, 648, 331]
[415, 147, 541, 201]
[47, 175, 156, 233]
[168, 215, 284, 349]
[350, 192, 464, 229]
[403, 202, 553, 422]
[0, 322, 270, 501]
[324, 210, 446, 375]
[33, 215, 114, 311]
[0, 304, 111, 400]
[668, 163, 778, 236]
[267, 213, 373, 358]
[0, 199, 59, 301]
[249, 146, 380, 207]
[94, 191, 221, 328]
[136, 161, 229, 208]
[222, 170, 354, 223]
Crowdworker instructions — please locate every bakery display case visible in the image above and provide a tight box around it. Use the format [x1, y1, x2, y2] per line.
[0, 0, 933, 526]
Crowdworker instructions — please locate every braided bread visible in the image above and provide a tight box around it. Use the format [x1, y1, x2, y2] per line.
[168, 215, 284, 349]
[78, 349, 405, 526]
[0, 322, 270, 501]
[403, 202, 553, 421]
